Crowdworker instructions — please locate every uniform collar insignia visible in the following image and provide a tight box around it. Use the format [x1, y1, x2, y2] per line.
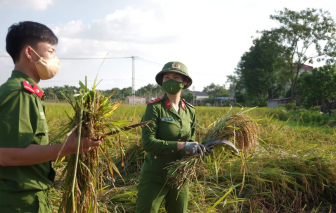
[165, 100, 171, 109]
[181, 100, 185, 110]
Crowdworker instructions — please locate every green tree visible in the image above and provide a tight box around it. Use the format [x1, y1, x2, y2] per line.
[202, 83, 229, 98]
[135, 84, 165, 101]
[268, 8, 336, 100]
[181, 92, 195, 103]
[297, 65, 336, 114]
[43, 85, 80, 101]
[226, 73, 245, 104]
[233, 32, 287, 104]
[102, 88, 122, 100]
[121, 87, 132, 98]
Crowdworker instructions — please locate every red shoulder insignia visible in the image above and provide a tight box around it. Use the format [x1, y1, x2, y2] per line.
[181, 100, 186, 110]
[22, 81, 35, 94]
[146, 98, 163, 104]
[32, 85, 43, 98]
[165, 100, 171, 109]
[183, 99, 194, 108]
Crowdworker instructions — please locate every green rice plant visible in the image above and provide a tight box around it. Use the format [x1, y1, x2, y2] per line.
[57, 78, 128, 213]
[54, 73, 152, 212]
[287, 101, 296, 110]
[114, 144, 145, 179]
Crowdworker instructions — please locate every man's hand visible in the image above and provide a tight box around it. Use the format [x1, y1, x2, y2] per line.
[0, 132, 101, 167]
[63, 132, 101, 156]
[183, 142, 206, 156]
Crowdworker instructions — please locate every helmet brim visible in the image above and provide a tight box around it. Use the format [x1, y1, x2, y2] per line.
[155, 69, 192, 89]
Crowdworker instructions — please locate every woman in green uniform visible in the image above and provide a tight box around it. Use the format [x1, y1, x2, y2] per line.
[136, 61, 209, 213]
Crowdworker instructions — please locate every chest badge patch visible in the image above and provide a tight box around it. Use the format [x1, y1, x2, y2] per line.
[161, 117, 173, 121]
[40, 112, 45, 119]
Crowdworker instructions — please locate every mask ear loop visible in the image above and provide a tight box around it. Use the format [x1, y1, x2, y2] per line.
[29, 47, 41, 63]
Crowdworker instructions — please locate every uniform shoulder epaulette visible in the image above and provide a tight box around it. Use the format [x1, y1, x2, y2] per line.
[22, 81, 35, 93]
[182, 99, 194, 108]
[22, 81, 44, 98]
[146, 98, 163, 104]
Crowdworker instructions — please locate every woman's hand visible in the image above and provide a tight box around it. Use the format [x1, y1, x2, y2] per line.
[183, 142, 206, 156]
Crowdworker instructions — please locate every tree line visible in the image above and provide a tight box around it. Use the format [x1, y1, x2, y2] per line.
[43, 82, 230, 104]
[226, 8, 336, 112]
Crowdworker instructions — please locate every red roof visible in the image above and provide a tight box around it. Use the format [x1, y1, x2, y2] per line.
[301, 64, 313, 71]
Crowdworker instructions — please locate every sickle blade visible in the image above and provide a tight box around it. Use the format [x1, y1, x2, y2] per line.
[202, 139, 239, 155]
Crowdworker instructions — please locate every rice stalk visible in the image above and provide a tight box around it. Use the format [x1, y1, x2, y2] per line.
[166, 107, 259, 190]
[58, 77, 139, 213]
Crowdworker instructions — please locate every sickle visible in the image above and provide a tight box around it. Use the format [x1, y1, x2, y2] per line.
[202, 139, 239, 155]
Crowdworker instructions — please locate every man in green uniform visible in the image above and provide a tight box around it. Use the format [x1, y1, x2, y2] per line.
[0, 21, 101, 212]
[136, 61, 210, 213]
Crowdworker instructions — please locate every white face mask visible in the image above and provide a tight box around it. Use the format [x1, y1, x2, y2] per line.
[30, 48, 61, 80]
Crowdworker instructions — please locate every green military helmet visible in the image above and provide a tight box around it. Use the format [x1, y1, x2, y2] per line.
[155, 61, 193, 89]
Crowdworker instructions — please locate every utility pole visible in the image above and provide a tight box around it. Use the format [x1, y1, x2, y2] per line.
[132, 56, 136, 105]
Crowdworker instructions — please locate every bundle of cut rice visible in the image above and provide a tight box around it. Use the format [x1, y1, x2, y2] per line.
[166, 107, 259, 190]
[57, 76, 150, 213]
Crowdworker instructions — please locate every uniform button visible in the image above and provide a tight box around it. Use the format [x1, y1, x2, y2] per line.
[172, 150, 174, 153]
[154, 156, 157, 159]
[178, 119, 181, 122]
[180, 129, 183, 132]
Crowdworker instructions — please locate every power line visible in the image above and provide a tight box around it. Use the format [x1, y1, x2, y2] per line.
[59, 57, 130, 60]
[137, 57, 163, 66]
[0, 78, 153, 82]
[0, 55, 131, 60]
[0, 55, 163, 69]
[0, 55, 164, 67]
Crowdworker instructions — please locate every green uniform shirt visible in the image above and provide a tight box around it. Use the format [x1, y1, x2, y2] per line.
[0, 70, 55, 194]
[140, 94, 196, 184]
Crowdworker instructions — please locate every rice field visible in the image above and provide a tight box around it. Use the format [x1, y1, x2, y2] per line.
[46, 103, 336, 212]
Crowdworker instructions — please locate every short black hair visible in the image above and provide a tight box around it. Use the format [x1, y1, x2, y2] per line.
[6, 21, 58, 63]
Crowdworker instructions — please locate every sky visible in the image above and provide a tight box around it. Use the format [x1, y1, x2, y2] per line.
[0, 0, 335, 92]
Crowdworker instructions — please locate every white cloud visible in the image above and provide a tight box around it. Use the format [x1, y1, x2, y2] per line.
[52, 6, 182, 60]
[53, 6, 178, 44]
[0, 0, 53, 10]
[49, 4, 251, 90]
[32, 1, 336, 91]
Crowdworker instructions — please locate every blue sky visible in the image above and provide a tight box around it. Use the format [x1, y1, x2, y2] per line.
[0, 0, 335, 91]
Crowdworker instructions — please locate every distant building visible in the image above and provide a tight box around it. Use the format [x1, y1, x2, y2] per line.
[284, 64, 314, 95]
[191, 91, 209, 100]
[126, 96, 146, 105]
[182, 91, 209, 104]
[267, 98, 292, 108]
[300, 64, 314, 74]
[214, 97, 235, 106]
